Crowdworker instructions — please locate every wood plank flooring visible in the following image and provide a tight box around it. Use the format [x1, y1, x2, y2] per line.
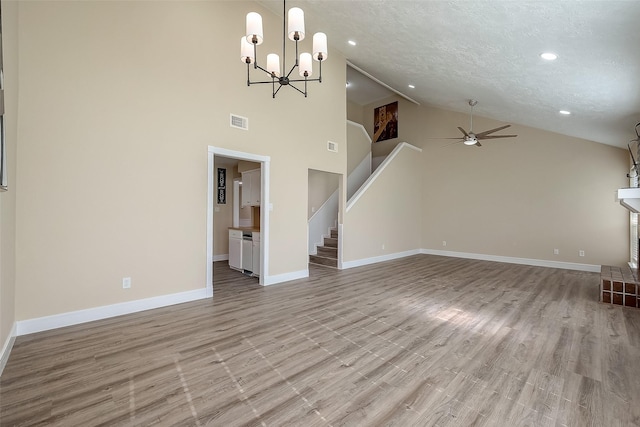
[2, 254, 640, 426]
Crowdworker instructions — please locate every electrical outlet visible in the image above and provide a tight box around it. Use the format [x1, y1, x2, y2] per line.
[579, 250, 585, 257]
[443, 241, 447, 247]
[122, 277, 131, 289]
[382, 244, 385, 250]
[554, 249, 559, 255]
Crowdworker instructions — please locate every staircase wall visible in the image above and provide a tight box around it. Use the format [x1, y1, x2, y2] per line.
[346, 121, 372, 200]
[347, 120, 371, 176]
[342, 142, 422, 267]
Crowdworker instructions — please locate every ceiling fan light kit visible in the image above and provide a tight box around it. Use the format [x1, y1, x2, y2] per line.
[445, 100, 518, 147]
[241, 0, 327, 98]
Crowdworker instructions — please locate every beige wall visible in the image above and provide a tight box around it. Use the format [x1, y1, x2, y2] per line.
[238, 160, 260, 174]
[308, 169, 339, 219]
[15, 1, 346, 320]
[343, 144, 422, 261]
[0, 0, 18, 354]
[361, 97, 628, 266]
[346, 100, 364, 126]
[346, 121, 371, 176]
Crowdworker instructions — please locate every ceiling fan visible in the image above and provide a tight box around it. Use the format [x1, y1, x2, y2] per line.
[442, 100, 517, 147]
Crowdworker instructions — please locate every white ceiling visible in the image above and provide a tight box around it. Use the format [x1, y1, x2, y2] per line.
[346, 65, 395, 107]
[257, 0, 640, 148]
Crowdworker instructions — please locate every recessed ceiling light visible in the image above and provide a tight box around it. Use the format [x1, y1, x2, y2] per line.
[540, 52, 558, 61]
[408, 84, 415, 89]
[348, 40, 357, 46]
[559, 110, 571, 115]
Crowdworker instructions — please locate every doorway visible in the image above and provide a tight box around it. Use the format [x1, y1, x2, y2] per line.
[207, 146, 270, 295]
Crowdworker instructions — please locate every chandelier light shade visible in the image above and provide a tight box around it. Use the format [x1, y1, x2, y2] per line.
[245, 12, 263, 45]
[267, 54, 281, 77]
[240, 37, 254, 63]
[241, 0, 327, 98]
[312, 32, 327, 61]
[287, 7, 305, 40]
[299, 52, 312, 77]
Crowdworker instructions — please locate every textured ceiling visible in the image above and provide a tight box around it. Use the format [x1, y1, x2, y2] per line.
[257, 0, 640, 148]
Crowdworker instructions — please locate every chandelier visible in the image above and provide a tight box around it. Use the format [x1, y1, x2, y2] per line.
[240, 1, 328, 98]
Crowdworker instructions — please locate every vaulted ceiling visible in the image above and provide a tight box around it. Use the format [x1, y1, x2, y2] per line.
[258, 0, 640, 148]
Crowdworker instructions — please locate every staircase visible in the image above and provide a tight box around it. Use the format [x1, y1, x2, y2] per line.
[309, 228, 338, 268]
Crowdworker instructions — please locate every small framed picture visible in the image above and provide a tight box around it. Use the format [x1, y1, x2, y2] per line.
[373, 101, 398, 143]
[217, 167, 226, 189]
[217, 168, 226, 204]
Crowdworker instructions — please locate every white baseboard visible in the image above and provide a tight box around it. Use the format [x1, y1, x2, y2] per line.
[420, 249, 601, 272]
[213, 254, 229, 262]
[342, 249, 421, 269]
[262, 269, 309, 286]
[0, 322, 17, 377]
[16, 288, 209, 336]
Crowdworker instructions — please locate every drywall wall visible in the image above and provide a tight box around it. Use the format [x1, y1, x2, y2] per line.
[15, 1, 346, 320]
[308, 169, 339, 219]
[347, 100, 364, 127]
[346, 120, 371, 176]
[238, 160, 260, 173]
[363, 96, 629, 266]
[343, 143, 422, 262]
[0, 0, 18, 365]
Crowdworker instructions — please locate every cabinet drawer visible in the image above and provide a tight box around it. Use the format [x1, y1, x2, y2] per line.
[229, 229, 242, 239]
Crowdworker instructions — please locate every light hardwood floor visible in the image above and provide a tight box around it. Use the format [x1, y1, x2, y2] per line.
[2, 255, 640, 426]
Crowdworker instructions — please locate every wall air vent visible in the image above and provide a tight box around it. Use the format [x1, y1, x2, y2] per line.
[230, 114, 248, 130]
[327, 141, 338, 152]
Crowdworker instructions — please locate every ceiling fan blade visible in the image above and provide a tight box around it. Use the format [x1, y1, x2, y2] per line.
[474, 125, 511, 137]
[475, 141, 482, 147]
[477, 134, 518, 140]
[425, 137, 466, 139]
[457, 127, 469, 137]
[440, 140, 464, 148]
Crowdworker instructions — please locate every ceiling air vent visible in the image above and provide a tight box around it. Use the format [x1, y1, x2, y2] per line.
[327, 141, 338, 152]
[230, 114, 248, 130]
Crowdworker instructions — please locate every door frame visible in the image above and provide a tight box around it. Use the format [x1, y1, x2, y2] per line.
[207, 146, 270, 294]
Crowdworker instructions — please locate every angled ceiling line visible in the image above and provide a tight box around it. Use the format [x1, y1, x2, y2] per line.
[347, 60, 420, 106]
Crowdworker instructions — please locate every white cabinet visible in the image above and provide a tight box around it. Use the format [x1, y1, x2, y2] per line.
[241, 169, 261, 207]
[252, 232, 260, 277]
[228, 229, 242, 270]
[242, 238, 253, 271]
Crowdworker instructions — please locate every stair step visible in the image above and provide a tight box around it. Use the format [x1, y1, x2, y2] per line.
[317, 246, 337, 258]
[309, 254, 338, 268]
[330, 228, 338, 238]
[323, 237, 338, 248]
